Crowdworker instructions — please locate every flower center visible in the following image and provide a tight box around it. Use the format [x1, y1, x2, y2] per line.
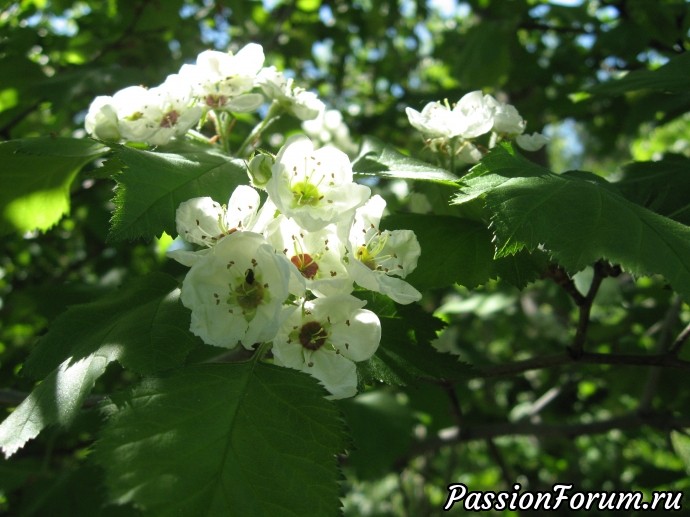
[291, 180, 322, 206]
[356, 245, 377, 270]
[291, 253, 319, 279]
[205, 94, 228, 108]
[228, 268, 266, 318]
[298, 321, 328, 350]
[160, 110, 179, 128]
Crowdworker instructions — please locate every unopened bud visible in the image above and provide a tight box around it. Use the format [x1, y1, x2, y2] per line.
[247, 152, 274, 188]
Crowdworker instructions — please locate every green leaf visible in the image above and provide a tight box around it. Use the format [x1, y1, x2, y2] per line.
[109, 145, 248, 241]
[95, 362, 346, 517]
[0, 350, 116, 458]
[0, 273, 196, 458]
[0, 137, 107, 235]
[451, 20, 514, 88]
[671, 429, 690, 474]
[24, 272, 197, 379]
[616, 155, 690, 225]
[589, 52, 690, 95]
[384, 214, 495, 290]
[353, 136, 458, 184]
[337, 392, 415, 479]
[361, 304, 473, 386]
[456, 145, 690, 300]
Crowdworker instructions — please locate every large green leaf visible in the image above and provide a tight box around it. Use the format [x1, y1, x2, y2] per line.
[0, 137, 107, 235]
[589, 52, 690, 95]
[383, 214, 495, 290]
[95, 362, 346, 517]
[0, 350, 117, 458]
[455, 145, 690, 300]
[615, 155, 690, 225]
[353, 136, 458, 184]
[109, 145, 248, 241]
[360, 304, 473, 387]
[0, 274, 196, 458]
[24, 272, 196, 379]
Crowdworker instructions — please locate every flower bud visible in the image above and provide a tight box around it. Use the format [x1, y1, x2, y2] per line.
[247, 152, 274, 188]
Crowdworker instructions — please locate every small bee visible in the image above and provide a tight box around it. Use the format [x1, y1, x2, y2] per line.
[245, 268, 255, 285]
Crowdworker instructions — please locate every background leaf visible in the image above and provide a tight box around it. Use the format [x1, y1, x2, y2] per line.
[0, 137, 107, 235]
[109, 145, 248, 241]
[95, 362, 346, 517]
[588, 52, 690, 95]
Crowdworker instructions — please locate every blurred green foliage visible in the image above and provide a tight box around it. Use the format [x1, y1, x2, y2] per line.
[1, 0, 689, 515]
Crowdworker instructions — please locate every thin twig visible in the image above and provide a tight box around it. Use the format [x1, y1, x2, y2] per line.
[639, 295, 683, 412]
[480, 351, 690, 379]
[399, 411, 690, 464]
[669, 322, 690, 357]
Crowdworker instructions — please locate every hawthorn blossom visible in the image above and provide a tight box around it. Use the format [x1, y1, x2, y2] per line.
[266, 135, 370, 232]
[144, 74, 203, 146]
[405, 91, 494, 140]
[516, 132, 549, 151]
[180, 231, 304, 349]
[84, 96, 120, 140]
[256, 66, 325, 120]
[174, 185, 262, 248]
[347, 195, 422, 304]
[179, 43, 265, 112]
[272, 295, 381, 399]
[109, 86, 159, 143]
[484, 94, 526, 136]
[265, 215, 352, 297]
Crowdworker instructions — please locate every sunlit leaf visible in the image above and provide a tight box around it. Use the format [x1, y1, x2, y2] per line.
[109, 145, 247, 241]
[0, 138, 107, 235]
[455, 144, 690, 300]
[95, 362, 346, 516]
[24, 273, 197, 379]
[353, 136, 458, 184]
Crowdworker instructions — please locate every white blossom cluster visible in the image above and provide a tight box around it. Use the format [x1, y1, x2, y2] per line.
[169, 135, 422, 399]
[405, 91, 548, 164]
[84, 43, 327, 146]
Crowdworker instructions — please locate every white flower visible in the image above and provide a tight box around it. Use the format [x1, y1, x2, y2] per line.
[256, 66, 325, 120]
[405, 101, 457, 139]
[180, 43, 265, 112]
[516, 132, 549, 151]
[405, 91, 494, 140]
[264, 215, 352, 297]
[484, 94, 526, 135]
[180, 231, 304, 349]
[272, 295, 381, 399]
[266, 135, 370, 232]
[452, 91, 495, 138]
[110, 86, 159, 142]
[84, 96, 120, 140]
[174, 185, 262, 247]
[145, 74, 203, 146]
[347, 195, 422, 304]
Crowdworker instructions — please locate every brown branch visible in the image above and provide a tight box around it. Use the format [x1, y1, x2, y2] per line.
[479, 351, 690, 379]
[401, 411, 690, 463]
[669, 321, 690, 357]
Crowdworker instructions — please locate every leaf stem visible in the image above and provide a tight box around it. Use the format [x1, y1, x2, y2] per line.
[236, 101, 282, 157]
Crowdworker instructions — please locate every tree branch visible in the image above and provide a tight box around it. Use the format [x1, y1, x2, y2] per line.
[479, 350, 690, 379]
[669, 321, 690, 357]
[401, 411, 690, 463]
